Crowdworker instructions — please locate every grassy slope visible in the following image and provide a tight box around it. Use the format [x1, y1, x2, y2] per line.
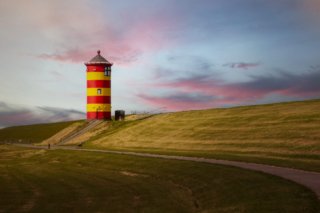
[86, 99, 320, 171]
[0, 121, 83, 143]
[0, 145, 319, 213]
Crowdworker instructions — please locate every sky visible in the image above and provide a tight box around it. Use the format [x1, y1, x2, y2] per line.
[0, 0, 320, 128]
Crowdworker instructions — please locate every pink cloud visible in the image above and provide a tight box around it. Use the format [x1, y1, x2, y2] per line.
[158, 78, 312, 102]
[301, 0, 320, 17]
[139, 68, 320, 111]
[38, 45, 141, 66]
[38, 49, 89, 63]
[138, 94, 215, 111]
[36, 9, 177, 66]
[157, 80, 265, 105]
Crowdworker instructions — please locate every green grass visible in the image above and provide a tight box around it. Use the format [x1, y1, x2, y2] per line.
[0, 120, 83, 143]
[85, 99, 320, 172]
[0, 145, 319, 213]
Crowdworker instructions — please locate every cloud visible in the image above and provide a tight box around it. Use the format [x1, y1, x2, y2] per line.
[167, 55, 214, 70]
[301, 0, 320, 19]
[38, 49, 90, 64]
[223, 62, 260, 70]
[138, 67, 320, 110]
[38, 46, 141, 66]
[152, 55, 218, 82]
[234, 69, 320, 97]
[31, 1, 180, 66]
[0, 102, 85, 128]
[139, 93, 216, 111]
[0, 0, 150, 66]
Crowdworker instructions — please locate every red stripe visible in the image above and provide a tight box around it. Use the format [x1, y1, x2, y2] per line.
[87, 96, 111, 104]
[87, 112, 111, 120]
[86, 65, 105, 72]
[87, 80, 110, 88]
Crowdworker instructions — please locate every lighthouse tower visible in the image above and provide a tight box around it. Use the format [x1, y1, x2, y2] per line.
[85, 50, 113, 120]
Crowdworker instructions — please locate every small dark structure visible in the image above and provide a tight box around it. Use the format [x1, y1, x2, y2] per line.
[115, 110, 125, 121]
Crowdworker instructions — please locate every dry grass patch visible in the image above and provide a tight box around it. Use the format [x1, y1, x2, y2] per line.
[63, 121, 110, 145]
[86, 99, 320, 171]
[39, 122, 84, 145]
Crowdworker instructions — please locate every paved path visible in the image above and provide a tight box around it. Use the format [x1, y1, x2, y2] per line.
[13, 144, 320, 199]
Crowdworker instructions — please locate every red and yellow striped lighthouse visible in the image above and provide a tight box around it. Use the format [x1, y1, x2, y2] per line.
[85, 50, 113, 120]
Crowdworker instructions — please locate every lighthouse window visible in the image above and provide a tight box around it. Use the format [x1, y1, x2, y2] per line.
[104, 70, 111, 76]
[97, 89, 102, 95]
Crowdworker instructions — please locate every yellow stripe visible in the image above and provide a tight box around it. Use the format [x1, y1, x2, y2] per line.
[87, 104, 111, 112]
[87, 72, 111, 80]
[87, 88, 111, 96]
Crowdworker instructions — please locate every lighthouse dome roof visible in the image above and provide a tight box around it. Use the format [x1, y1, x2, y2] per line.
[85, 50, 113, 65]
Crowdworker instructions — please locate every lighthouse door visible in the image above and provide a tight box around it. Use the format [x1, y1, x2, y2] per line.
[96, 106, 102, 119]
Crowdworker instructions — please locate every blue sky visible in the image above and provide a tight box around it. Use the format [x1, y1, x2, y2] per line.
[0, 0, 319, 127]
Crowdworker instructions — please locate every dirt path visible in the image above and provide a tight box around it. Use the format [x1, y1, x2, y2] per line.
[13, 144, 320, 199]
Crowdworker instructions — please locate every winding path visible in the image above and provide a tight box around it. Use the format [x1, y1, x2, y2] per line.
[14, 144, 320, 199]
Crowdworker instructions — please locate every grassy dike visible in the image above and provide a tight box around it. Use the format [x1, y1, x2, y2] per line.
[85, 99, 320, 172]
[0, 120, 83, 143]
[0, 145, 319, 213]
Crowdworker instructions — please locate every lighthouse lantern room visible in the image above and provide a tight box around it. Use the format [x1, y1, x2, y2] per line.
[85, 50, 113, 120]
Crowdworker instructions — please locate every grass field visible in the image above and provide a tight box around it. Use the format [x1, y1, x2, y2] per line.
[0, 120, 82, 144]
[85, 99, 320, 172]
[0, 145, 319, 213]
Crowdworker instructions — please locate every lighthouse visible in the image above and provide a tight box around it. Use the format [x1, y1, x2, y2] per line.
[85, 50, 113, 120]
